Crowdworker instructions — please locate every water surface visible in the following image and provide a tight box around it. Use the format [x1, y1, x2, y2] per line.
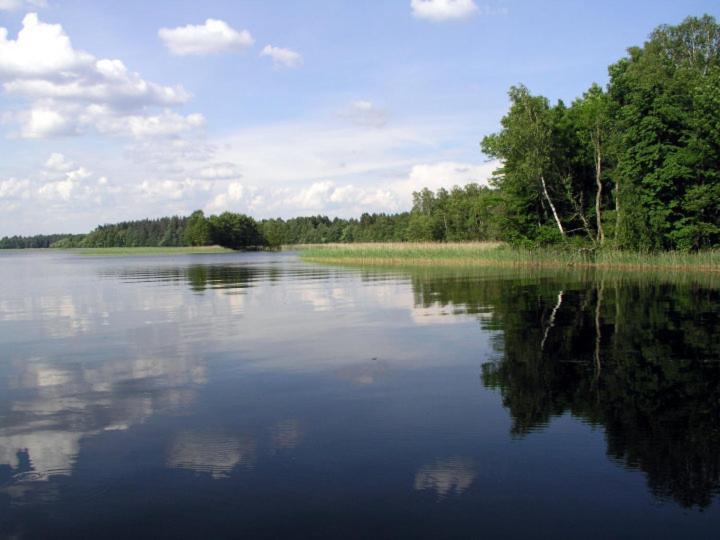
[1, 251, 719, 538]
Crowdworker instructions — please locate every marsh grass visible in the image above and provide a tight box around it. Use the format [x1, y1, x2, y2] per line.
[72, 246, 233, 256]
[300, 242, 720, 273]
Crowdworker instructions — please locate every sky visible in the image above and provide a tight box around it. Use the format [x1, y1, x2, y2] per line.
[0, 0, 718, 235]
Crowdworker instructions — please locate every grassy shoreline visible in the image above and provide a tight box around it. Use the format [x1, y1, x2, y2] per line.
[299, 242, 720, 273]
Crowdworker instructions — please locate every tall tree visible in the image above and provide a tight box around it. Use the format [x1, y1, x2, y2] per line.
[608, 14, 720, 250]
[571, 84, 612, 245]
[183, 210, 211, 246]
[208, 212, 266, 250]
[482, 85, 566, 242]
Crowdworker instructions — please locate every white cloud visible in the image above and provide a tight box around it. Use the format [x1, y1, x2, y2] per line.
[0, 0, 45, 11]
[390, 160, 495, 206]
[139, 178, 212, 200]
[45, 152, 74, 172]
[206, 180, 400, 216]
[17, 105, 75, 138]
[260, 44, 302, 68]
[0, 14, 200, 139]
[198, 163, 242, 180]
[318, 182, 398, 212]
[102, 110, 205, 138]
[210, 116, 489, 194]
[0, 13, 94, 77]
[1, 107, 491, 233]
[206, 181, 246, 212]
[126, 138, 217, 172]
[38, 161, 105, 202]
[3, 60, 189, 107]
[340, 100, 388, 128]
[410, 0, 478, 21]
[159, 19, 254, 55]
[0, 177, 30, 199]
[201, 160, 494, 217]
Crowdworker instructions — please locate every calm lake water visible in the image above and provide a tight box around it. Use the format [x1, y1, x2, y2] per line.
[1, 250, 720, 538]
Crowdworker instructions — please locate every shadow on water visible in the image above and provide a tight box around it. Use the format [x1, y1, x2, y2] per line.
[410, 266, 720, 508]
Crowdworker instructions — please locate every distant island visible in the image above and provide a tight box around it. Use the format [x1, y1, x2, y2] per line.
[3, 15, 718, 256]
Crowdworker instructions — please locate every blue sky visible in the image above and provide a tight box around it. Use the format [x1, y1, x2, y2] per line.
[1, 0, 718, 235]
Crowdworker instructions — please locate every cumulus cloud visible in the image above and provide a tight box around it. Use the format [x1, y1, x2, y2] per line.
[15, 105, 75, 138]
[200, 161, 493, 217]
[0, 153, 114, 226]
[159, 19, 254, 55]
[0, 13, 93, 77]
[0, 13, 200, 138]
[391, 161, 495, 204]
[2, 102, 491, 233]
[0, 177, 30, 199]
[36, 153, 111, 203]
[139, 178, 212, 200]
[45, 152, 74, 172]
[247, 181, 398, 215]
[203, 178, 399, 216]
[206, 181, 247, 212]
[260, 45, 302, 68]
[410, 0, 478, 21]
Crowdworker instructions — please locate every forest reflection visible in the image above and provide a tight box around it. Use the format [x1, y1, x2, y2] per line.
[412, 269, 720, 508]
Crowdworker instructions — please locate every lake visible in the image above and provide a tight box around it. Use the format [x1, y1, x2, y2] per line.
[1, 250, 719, 538]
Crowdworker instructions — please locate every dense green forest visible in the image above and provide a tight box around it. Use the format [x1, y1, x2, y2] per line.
[0, 234, 85, 249]
[1, 15, 718, 251]
[482, 14, 720, 250]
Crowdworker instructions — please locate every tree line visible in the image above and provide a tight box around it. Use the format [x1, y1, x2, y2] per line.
[0, 234, 85, 249]
[1, 15, 717, 251]
[482, 14, 720, 250]
[0, 184, 497, 251]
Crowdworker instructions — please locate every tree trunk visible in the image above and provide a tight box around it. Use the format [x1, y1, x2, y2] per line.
[541, 290, 564, 351]
[594, 139, 605, 246]
[594, 281, 604, 380]
[540, 175, 565, 237]
[614, 178, 620, 242]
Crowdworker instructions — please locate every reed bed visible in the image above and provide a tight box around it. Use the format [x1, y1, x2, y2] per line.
[299, 242, 720, 273]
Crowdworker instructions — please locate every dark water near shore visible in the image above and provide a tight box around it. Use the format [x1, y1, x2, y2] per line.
[1, 250, 720, 538]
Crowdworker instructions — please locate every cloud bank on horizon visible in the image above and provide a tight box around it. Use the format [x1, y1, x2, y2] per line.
[0, 0, 714, 235]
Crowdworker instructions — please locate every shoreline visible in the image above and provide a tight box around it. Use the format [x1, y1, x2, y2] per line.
[299, 243, 720, 274]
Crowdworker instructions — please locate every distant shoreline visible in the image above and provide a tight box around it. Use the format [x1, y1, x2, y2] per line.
[4, 243, 719, 274]
[70, 246, 233, 256]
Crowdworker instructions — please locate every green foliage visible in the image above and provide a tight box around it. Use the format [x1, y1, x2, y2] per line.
[609, 14, 720, 250]
[50, 235, 86, 248]
[406, 184, 502, 241]
[478, 14, 720, 251]
[208, 212, 265, 250]
[80, 216, 189, 248]
[183, 210, 212, 246]
[0, 234, 84, 249]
